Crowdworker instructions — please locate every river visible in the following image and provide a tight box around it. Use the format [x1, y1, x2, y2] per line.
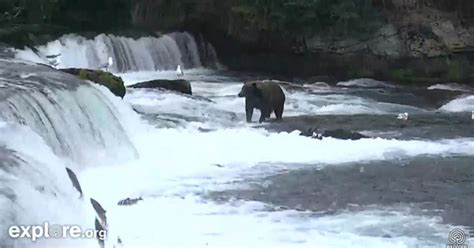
[1, 32, 473, 248]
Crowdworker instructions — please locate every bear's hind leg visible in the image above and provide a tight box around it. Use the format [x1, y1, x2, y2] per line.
[259, 107, 271, 123]
[274, 103, 284, 120]
[266, 108, 273, 118]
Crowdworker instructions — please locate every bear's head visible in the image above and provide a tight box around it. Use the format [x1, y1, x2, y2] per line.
[238, 81, 263, 98]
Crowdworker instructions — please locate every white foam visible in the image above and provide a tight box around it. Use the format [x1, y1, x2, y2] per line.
[79, 121, 474, 247]
[0, 83, 137, 168]
[76, 70, 474, 247]
[79, 187, 456, 248]
[4, 65, 473, 247]
[80, 123, 474, 203]
[439, 95, 474, 112]
[428, 83, 471, 92]
[0, 122, 99, 248]
[337, 78, 397, 88]
[122, 73, 423, 123]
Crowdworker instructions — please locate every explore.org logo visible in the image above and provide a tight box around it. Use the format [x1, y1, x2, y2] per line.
[447, 228, 469, 248]
[8, 222, 106, 241]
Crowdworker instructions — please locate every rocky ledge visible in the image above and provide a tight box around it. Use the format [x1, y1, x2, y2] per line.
[60, 68, 126, 98]
[128, 79, 192, 95]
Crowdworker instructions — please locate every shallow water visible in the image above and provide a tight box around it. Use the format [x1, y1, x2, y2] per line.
[81, 70, 474, 247]
[2, 60, 474, 247]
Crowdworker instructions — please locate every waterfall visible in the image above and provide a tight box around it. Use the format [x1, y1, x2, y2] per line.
[0, 60, 137, 167]
[14, 32, 221, 73]
[0, 59, 141, 246]
[0, 143, 96, 247]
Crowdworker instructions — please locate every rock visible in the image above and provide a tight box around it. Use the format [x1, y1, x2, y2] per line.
[129, 79, 192, 95]
[306, 24, 407, 58]
[300, 128, 369, 140]
[60, 68, 126, 98]
[130, 0, 474, 83]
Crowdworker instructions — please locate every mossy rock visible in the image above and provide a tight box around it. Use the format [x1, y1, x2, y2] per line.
[129, 79, 192, 95]
[388, 68, 437, 84]
[446, 59, 471, 83]
[60, 68, 126, 98]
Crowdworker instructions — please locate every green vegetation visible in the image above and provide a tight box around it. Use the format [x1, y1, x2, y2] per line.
[446, 59, 470, 82]
[230, 0, 383, 37]
[0, 0, 131, 47]
[0, 0, 131, 30]
[387, 56, 474, 84]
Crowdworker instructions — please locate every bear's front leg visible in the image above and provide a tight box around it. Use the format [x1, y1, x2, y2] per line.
[246, 101, 254, 123]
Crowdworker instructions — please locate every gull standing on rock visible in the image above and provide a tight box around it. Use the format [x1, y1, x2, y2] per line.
[397, 112, 409, 129]
[107, 56, 113, 71]
[99, 56, 114, 72]
[397, 112, 409, 121]
[176, 65, 184, 77]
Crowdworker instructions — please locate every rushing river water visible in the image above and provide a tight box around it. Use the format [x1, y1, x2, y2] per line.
[1, 33, 474, 248]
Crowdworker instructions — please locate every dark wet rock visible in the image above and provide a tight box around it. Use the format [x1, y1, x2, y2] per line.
[132, 0, 474, 83]
[0, 43, 15, 59]
[300, 128, 369, 140]
[341, 86, 463, 110]
[207, 156, 474, 228]
[117, 197, 143, 206]
[129, 79, 192, 95]
[60, 68, 126, 98]
[266, 113, 474, 140]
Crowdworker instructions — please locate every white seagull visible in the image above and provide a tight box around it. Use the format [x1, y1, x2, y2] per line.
[99, 56, 114, 72]
[108, 57, 113, 68]
[176, 65, 184, 77]
[471, 111, 474, 120]
[397, 112, 409, 121]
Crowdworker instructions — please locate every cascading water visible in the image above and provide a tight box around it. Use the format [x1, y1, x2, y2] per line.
[14, 32, 221, 73]
[0, 59, 139, 247]
[0, 60, 137, 166]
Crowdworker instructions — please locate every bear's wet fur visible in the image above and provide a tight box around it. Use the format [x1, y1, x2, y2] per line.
[238, 80, 286, 123]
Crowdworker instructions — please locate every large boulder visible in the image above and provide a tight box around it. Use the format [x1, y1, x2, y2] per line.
[60, 68, 126, 98]
[129, 79, 192, 95]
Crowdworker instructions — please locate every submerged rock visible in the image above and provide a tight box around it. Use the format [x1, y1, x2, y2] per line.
[60, 68, 126, 98]
[129, 79, 192, 95]
[300, 128, 369, 140]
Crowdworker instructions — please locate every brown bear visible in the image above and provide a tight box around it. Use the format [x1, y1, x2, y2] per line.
[238, 80, 286, 123]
